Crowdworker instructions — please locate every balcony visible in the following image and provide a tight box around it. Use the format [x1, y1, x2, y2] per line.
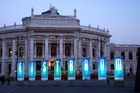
[0, 25, 25, 31]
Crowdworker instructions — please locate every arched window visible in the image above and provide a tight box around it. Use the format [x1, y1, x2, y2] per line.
[8, 47, 12, 57]
[92, 48, 95, 57]
[65, 61, 68, 71]
[19, 47, 24, 57]
[82, 47, 86, 57]
[121, 52, 125, 59]
[0, 48, 2, 57]
[37, 46, 42, 57]
[111, 64, 114, 70]
[93, 63, 96, 70]
[51, 47, 56, 57]
[65, 47, 70, 57]
[130, 67, 133, 73]
[129, 52, 133, 60]
[0, 64, 1, 74]
[136, 52, 138, 59]
[110, 52, 114, 60]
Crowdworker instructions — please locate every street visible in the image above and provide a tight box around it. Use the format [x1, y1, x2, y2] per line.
[0, 79, 135, 93]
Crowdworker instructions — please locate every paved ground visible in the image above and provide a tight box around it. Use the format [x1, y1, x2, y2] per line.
[0, 79, 136, 93]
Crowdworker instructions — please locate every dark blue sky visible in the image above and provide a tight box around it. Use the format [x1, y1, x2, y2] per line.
[0, 0, 140, 44]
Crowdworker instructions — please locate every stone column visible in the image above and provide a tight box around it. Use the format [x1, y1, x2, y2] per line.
[104, 43, 107, 57]
[10, 39, 16, 77]
[45, 37, 48, 59]
[30, 37, 34, 60]
[24, 39, 28, 76]
[98, 40, 101, 57]
[1, 39, 6, 75]
[89, 39, 93, 73]
[34, 42, 36, 58]
[64, 42, 65, 58]
[125, 51, 129, 61]
[106, 45, 110, 60]
[133, 50, 136, 61]
[42, 42, 45, 58]
[59, 37, 63, 71]
[78, 38, 82, 72]
[57, 42, 59, 58]
[48, 43, 51, 58]
[74, 37, 78, 71]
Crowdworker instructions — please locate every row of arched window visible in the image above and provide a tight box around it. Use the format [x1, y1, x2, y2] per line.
[110, 51, 137, 60]
[8, 47, 24, 58]
[0, 46, 97, 58]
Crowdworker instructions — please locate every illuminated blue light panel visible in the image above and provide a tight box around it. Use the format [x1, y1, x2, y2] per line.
[41, 60, 48, 80]
[82, 58, 90, 80]
[98, 57, 106, 80]
[17, 61, 24, 81]
[114, 57, 123, 80]
[29, 61, 36, 80]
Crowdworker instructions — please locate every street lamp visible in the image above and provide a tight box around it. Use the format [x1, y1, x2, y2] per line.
[15, 37, 19, 80]
[100, 40, 103, 57]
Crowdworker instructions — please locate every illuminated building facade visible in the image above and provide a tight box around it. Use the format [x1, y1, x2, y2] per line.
[0, 7, 139, 78]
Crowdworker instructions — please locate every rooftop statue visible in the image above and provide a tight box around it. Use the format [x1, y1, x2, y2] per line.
[50, 7, 57, 15]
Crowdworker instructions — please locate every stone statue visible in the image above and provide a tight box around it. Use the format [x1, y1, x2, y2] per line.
[51, 7, 57, 15]
[31, 7, 34, 17]
[74, 8, 77, 18]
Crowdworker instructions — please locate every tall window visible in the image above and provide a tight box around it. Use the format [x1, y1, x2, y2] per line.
[36, 61, 41, 71]
[121, 52, 125, 59]
[129, 52, 133, 60]
[37, 46, 42, 57]
[19, 47, 24, 57]
[65, 47, 70, 57]
[111, 64, 114, 70]
[136, 52, 138, 59]
[110, 52, 114, 60]
[65, 61, 68, 71]
[0, 64, 1, 74]
[93, 63, 96, 70]
[92, 48, 95, 57]
[8, 47, 12, 57]
[8, 64, 11, 75]
[130, 67, 133, 73]
[82, 47, 86, 57]
[0, 48, 2, 57]
[51, 47, 56, 57]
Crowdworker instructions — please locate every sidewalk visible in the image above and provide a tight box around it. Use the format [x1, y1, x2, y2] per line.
[0, 79, 135, 93]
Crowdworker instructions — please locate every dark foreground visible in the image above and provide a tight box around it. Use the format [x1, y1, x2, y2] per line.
[0, 78, 136, 93]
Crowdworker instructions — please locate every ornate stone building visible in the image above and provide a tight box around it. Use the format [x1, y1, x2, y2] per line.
[0, 7, 139, 78]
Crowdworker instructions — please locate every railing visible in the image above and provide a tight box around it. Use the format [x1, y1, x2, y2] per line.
[0, 25, 25, 31]
[33, 15, 75, 19]
[80, 25, 109, 35]
[0, 24, 110, 35]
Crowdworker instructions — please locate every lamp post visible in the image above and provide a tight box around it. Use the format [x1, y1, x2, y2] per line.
[15, 37, 19, 81]
[100, 40, 103, 57]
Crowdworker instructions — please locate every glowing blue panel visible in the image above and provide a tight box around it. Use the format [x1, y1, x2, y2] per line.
[98, 57, 106, 80]
[54, 59, 61, 80]
[68, 58, 75, 80]
[17, 61, 24, 81]
[41, 60, 48, 80]
[114, 57, 123, 80]
[82, 58, 90, 80]
[29, 61, 36, 80]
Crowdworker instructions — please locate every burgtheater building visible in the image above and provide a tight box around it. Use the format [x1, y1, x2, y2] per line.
[0, 7, 139, 78]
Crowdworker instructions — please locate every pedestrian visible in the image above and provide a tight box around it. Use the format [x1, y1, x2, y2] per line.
[1, 75, 5, 86]
[106, 76, 110, 86]
[7, 75, 10, 85]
